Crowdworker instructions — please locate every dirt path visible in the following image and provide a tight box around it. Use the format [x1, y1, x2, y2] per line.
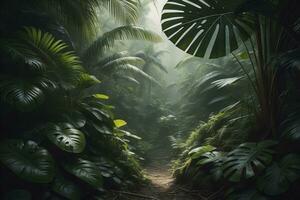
[129, 148, 200, 200]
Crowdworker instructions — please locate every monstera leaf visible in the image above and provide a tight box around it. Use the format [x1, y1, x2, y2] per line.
[52, 175, 81, 200]
[161, 0, 255, 58]
[46, 123, 86, 153]
[197, 151, 225, 181]
[61, 111, 86, 129]
[0, 140, 54, 183]
[223, 140, 277, 182]
[257, 154, 300, 196]
[63, 159, 103, 188]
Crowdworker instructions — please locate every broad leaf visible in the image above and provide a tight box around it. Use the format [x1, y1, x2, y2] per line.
[52, 176, 81, 200]
[63, 159, 103, 188]
[46, 123, 86, 153]
[161, 0, 255, 58]
[61, 111, 86, 128]
[197, 151, 225, 181]
[0, 140, 54, 183]
[257, 154, 300, 195]
[188, 145, 216, 159]
[223, 140, 277, 182]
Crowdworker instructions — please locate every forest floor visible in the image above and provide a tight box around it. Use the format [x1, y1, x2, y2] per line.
[112, 145, 202, 200]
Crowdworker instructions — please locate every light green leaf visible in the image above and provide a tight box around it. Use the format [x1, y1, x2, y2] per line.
[114, 119, 127, 128]
[188, 145, 216, 159]
[93, 94, 110, 100]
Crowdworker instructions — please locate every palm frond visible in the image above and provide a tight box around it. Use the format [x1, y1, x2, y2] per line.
[106, 56, 144, 68]
[18, 27, 84, 88]
[135, 52, 168, 73]
[96, 57, 145, 70]
[46, 0, 99, 29]
[103, 64, 160, 86]
[92, 51, 129, 67]
[100, 0, 140, 24]
[212, 77, 243, 89]
[116, 75, 141, 85]
[175, 56, 201, 69]
[81, 26, 162, 64]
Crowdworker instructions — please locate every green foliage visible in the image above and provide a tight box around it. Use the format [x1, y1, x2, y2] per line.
[0, 26, 145, 199]
[0, 140, 55, 183]
[52, 176, 82, 200]
[63, 159, 103, 188]
[257, 154, 300, 195]
[161, 0, 255, 58]
[82, 26, 162, 63]
[45, 123, 86, 153]
[224, 141, 276, 182]
[165, 0, 300, 199]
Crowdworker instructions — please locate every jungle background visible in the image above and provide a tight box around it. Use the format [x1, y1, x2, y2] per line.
[0, 0, 299, 200]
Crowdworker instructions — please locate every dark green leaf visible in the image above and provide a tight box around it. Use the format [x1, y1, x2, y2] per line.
[46, 123, 86, 153]
[63, 159, 103, 188]
[161, 0, 255, 58]
[0, 140, 54, 183]
[223, 140, 277, 182]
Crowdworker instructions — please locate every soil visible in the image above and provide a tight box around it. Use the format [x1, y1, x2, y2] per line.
[112, 147, 202, 200]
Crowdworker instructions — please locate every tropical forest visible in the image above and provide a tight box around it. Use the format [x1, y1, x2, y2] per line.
[0, 0, 300, 199]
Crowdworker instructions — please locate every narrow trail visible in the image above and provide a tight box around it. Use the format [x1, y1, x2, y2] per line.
[130, 148, 200, 200]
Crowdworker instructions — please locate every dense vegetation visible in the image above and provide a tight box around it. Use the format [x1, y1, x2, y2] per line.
[0, 0, 299, 200]
[163, 0, 300, 199]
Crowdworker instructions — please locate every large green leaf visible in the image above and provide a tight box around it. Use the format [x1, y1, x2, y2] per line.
[61, 111, 87, 129]
[196, 151, 225, 181]
[46, 123, 86, 153]
[161, 0, 255, 58]
[63, 159, 103, 188]
[257, 154, 300, 196]
[223, 140, 277, 182]
[0, 74, 57, 111]
[188, 145, 216, 159]
[0, 140, 54, 183]
[52, 175, 81, 200]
